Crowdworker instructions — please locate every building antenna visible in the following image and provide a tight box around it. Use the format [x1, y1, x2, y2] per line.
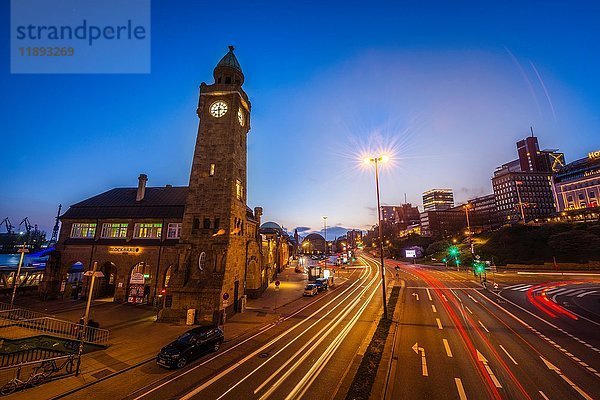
[404, 193, 407, 204]
[530, 126, 534, 137]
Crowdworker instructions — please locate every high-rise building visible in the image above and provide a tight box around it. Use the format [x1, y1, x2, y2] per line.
[347, 229, 363, 248]
[422, 189, 454, 211]
[492, 134, 557, 224]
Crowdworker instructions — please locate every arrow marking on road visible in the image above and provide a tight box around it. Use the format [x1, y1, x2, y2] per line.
[541, 357, 593, 400]
[412, 342, 428, 376]
[412, 292, 419, 301]
[426, 288, 432, 301]
[477, 350, 502, 388]
[443, 338, 453, 357]
[455, 378, 467, 400]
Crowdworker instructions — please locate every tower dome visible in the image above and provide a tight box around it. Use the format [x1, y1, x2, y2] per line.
[213, 45, 244, 85]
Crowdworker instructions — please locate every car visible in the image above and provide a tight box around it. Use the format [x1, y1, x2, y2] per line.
[314, 279, 328, 291]
[303, 284, 318, 296]
[157, 326, 224, 369]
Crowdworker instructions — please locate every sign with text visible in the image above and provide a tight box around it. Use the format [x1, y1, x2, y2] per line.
[405, 249, 417, 258]
[109, 246, 140, 254]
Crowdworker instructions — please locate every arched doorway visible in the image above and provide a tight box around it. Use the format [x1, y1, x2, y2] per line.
[127, 262, 152, 304]
[97, 262, 116, 299]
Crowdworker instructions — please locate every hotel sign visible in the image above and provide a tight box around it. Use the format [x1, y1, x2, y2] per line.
[108, 246, 141, 255]
[589, 150, 600, 160]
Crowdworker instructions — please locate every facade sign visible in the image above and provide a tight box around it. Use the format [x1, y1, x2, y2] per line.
[405, 249, 417, 258]
[588, 150, 600, 160]
[108, 246, 141, 254]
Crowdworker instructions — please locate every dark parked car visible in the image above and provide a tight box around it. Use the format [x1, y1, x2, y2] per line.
[157, 326, 224, 368]
[314, 279, 328, 292]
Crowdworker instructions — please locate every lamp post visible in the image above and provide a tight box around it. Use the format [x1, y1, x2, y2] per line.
[464, 203, 474, 255]
[364, 155, 389, 320]
[76, 261, 104, 376]
[322, 216, 328, 277]
[10, 243, 29, 308]
[515, 180, 526, 224]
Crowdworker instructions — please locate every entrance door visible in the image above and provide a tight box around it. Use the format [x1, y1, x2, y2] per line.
[128, 262, 151, 304]
[98, 262, 116, 299]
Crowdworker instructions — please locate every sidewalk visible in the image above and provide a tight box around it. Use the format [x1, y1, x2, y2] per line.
[4, 266, 311, 399]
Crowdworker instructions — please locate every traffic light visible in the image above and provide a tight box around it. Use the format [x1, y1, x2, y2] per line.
[448, 246, 459, 257]
[474, 261, 484, 274]
[442, 258, 447, 263]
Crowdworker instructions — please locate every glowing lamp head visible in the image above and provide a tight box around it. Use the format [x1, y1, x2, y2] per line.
[380, 155, 390, 163]
[363, 157, 372, 165]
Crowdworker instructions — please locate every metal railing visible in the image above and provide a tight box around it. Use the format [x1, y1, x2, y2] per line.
[0, 354, 76, 396]
[0, 304, 109, 345]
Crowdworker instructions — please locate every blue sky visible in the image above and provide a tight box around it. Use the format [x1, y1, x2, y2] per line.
[1, 0, 599, 235]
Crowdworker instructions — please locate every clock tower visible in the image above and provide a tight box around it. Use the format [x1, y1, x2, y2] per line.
[160, 46, 260, 325]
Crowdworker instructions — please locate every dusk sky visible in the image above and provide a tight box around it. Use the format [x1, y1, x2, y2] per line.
[1, 1, 599, 235]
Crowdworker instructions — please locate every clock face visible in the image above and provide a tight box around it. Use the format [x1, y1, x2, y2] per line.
[210, 101, 228, 118]
[238, 108, 245, 126]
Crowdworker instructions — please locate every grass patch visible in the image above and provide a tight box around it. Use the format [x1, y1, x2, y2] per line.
[345, 286, 400, 400]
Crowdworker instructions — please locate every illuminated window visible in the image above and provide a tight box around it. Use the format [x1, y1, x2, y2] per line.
[209, 163, 215, 177]
[164, 266, 172, 288]
[167, 223, 182, 239]
[70, 223, 96, 238]
[101, 223, 128, 238]
[133, 223, 162, 239]
[236, 179, 244, 200]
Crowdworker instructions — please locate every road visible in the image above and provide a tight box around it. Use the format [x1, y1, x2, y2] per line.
[381, 254, 600, 400]
[56, 256, 385, 400]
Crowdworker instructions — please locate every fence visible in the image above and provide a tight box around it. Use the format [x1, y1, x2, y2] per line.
[0, 354, 76, 396]
[0, 303, 109, 345]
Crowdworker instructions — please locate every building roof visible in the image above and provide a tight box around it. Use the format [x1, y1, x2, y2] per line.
[216, 45, 242, 72]
[303, 233, 325, 241]
[260, 221, 282, 231]
[62, 186, 188, 220]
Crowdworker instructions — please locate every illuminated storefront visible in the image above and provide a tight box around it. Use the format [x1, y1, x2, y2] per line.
[553, 151, 600, 212]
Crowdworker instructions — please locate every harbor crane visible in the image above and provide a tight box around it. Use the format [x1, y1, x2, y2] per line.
[19, 217, 33, 235]
[1, 218, 14, 234]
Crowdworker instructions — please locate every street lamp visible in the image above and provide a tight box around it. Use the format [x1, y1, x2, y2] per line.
[10, 243, 29, 308]
[464, 203, 474, 255]
[322, 216, 327, 255]
[364, 154, 389, 320]
[76, 261, 104, 376]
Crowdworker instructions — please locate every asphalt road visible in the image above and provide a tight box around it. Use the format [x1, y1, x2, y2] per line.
[57, 256, 384, 400]
[380, 255, 600, 400]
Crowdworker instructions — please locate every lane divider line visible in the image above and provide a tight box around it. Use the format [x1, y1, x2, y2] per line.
[426, 288, 433, 301]
[478, 320, 490, 333]
[499, 345, 518, 365]
[431, 305, 437, 313]
[465, 306, 473, 314]
[539, 391, 550, 400]
[436, 318, 443, 330]
[541, 357, 593, 400]
[443, 338, 453, 357]
[455, 378, 468, 400]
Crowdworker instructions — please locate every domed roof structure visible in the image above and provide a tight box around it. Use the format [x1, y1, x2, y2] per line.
[216, 45, 242, 72]
[260, 221, 282, 231]
[304, 233, 325, 241]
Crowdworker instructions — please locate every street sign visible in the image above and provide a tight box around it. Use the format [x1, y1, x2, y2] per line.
[129, 272, 144, 284]
[275, 280, 280, 287]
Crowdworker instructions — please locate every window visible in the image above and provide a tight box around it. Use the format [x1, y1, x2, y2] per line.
[134, 223, 162, 239]
[164, 266, 172, 288]
[198, 252, 206, 271]
[101, 223, 128, 238]
[209, 164, 215, 177]
[590, 192, 596, 199]
[236, 179, 243, 200]
[214, 218, 220, 229]
[70, 223, 96, 238]
[167, 223, 182, 239]
[203, 218, 211, 229]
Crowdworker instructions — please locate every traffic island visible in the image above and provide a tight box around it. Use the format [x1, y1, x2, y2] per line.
[345, 285, 400, 400]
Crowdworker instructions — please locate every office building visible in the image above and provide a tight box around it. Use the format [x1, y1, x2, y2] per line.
[422, 189, 454, 211]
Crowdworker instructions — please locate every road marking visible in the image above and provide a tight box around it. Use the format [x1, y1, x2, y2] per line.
[431, 305, 437, 313]
[539, 391, 550, 400]
[577, 290, 598, 298]
[541, 357, 593, 400]
[455, 378, 467, 400]
[499, 345, 518, 365]
[412, 292, 420, 301]
[426, 288, 432, 301]
[478, 320, 490, 333]
[506, 284, 532, 291]
[412, 342, 428, 376]
[477, 350, 502, 388]
[465, 306, 473, 314]
[468, 294, 479, 303]
[436, 318, 443, 329]
[442, 294, 448, 302]
[443, 338, 453, 357]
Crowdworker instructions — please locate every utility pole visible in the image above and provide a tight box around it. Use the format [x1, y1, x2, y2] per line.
[464, 203, 474, 255]
[76, 261, 104, 376]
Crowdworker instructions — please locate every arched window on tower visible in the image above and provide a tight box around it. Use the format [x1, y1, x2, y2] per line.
[198, 252, 206, 271]
[164, 265, 172, 288]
